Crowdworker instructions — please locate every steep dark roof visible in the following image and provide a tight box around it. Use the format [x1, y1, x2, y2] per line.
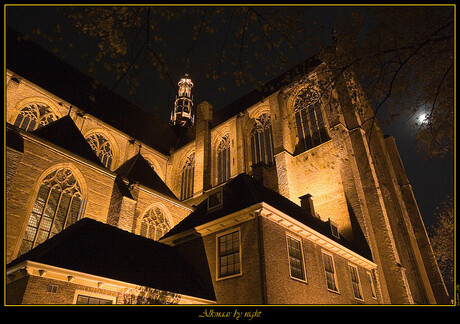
[163, 173, 373, 261]
[6, 123, 24, 152]
[7, 218, 216, 301]
[6, 27, 184, 155]
[114, 153, 177, 200]
[7, 27, 323, 153]
[212, 55, 323, 127]
[113, 174, 134, 200]
[31, 115, 104, 167]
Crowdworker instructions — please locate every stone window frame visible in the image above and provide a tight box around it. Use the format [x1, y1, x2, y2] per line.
[85, 133, 114, 170]
[285, 233, 307, 283]
[12, 98, 60, 132]
[216, 227, 242, 281]
[18, 166, 85, 256]
[216, 134, 231, 185]
[348, 262, 364, 301]
[250, 113, 275, 167]
[180, 152, 195, 200]
[291, 82, 331, 154]
[139, 204, 173, 241]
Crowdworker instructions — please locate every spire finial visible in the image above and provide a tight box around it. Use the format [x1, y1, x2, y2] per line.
[185, 57, 190, 76]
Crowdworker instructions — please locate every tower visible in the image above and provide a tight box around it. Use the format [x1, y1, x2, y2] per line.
[170, 73, 194, 128]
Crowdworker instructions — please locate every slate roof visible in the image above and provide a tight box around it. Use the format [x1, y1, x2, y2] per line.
[7, 27, 189, 155]
[7, 217, 216, 302]
[114, 152, 177, 200]
[212, 55, 322, 127]
[163, 173, 373, 261]
[30, 115, 105, 167]
[7, 27, 323, 153]
[6, 123, 24, 152]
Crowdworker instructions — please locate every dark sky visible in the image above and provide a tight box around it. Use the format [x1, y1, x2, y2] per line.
[5, 5, 454, 231]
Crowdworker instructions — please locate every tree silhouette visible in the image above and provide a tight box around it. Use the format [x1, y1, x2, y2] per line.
[428, 195, 454, 296]
[18, 5, 453, 158]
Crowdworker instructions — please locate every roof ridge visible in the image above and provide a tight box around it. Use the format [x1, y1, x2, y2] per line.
[30, 115, 104, 167]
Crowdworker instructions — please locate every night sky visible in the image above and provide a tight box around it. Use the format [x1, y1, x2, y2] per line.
[5, 5, 454, 231]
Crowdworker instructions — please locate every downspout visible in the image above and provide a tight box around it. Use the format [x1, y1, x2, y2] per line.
[255, 209, 267, 304]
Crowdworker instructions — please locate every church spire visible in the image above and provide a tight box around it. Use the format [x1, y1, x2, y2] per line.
[170, 66, 194, 128]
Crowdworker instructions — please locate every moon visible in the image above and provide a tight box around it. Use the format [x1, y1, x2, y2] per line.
[417, 113, 427, 123]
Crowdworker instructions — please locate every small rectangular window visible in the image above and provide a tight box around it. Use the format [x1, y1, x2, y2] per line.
[46, 284, 58, 293]
[322, 251, 339, 292]
[349, 264, 363, 300]
[208, 189, 223, 211]
[329, 219, 340, 239]
[217, 229, 241, 279]
[286, 235, 306, 282]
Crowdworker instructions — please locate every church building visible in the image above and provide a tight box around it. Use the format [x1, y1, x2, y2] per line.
[5, 27, 450, 305]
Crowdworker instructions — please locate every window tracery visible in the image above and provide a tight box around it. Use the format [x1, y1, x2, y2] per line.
[180, 153, 195, 200]
[217, 135, 231, 184]
[13, 102, 57, 131]
[293, 85, 330, 153]
[85, 133, 114, 169]
[140, 206, 171, 241]
[250, 113, 274, 166]
[19, 168, 83, 255]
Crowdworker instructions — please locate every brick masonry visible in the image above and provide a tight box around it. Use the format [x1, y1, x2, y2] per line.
[5, 58, 450, 304]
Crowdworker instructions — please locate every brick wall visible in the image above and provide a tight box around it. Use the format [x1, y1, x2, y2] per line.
[260, 216, 380, 304]
[16, 276, 121, 304]
[5, 135, 116, 263]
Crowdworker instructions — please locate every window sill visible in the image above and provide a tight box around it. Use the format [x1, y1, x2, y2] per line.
[326, 288, 341, 295]
[289, 275, 308, 284]
[216, 272, 243, 282]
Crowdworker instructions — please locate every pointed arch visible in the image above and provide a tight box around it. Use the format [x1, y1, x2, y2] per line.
[11, 97, 61, 132]
[18, 163, 87, 256]
[139, 203, 173, 241]
[143, 154, 165, 180]
[291, 83, 330, 153]
[250, 113, 274, 166]
[216, 134, 231, 185]
[180, 152, 195, 200]
[84, 129, 118, 170]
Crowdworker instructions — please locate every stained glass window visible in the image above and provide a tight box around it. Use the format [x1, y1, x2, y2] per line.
[250, 113, 274, 166]
[181, 153, 195, 200]
[85, 133, 113, 169]
[293, 86, 330, 153]
[140, 207, 171, 241]
[19, 168, 83, 255]
[217, 135, 230, 184]
[13, 102, 57, 132]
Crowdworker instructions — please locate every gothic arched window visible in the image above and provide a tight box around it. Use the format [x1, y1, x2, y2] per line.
[13, 102, 57, 132]
[181, 153, 195, 200]
[85, 133, 114, 169]
[217, 135, 231, 185]
[293, 86, 330, 153]
[251, 113, 274, 166]
[19, 168, 83, 255]
[140, 206, 171, 241]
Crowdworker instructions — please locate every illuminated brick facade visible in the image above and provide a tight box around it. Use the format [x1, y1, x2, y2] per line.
[5, 28, 450, 305]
